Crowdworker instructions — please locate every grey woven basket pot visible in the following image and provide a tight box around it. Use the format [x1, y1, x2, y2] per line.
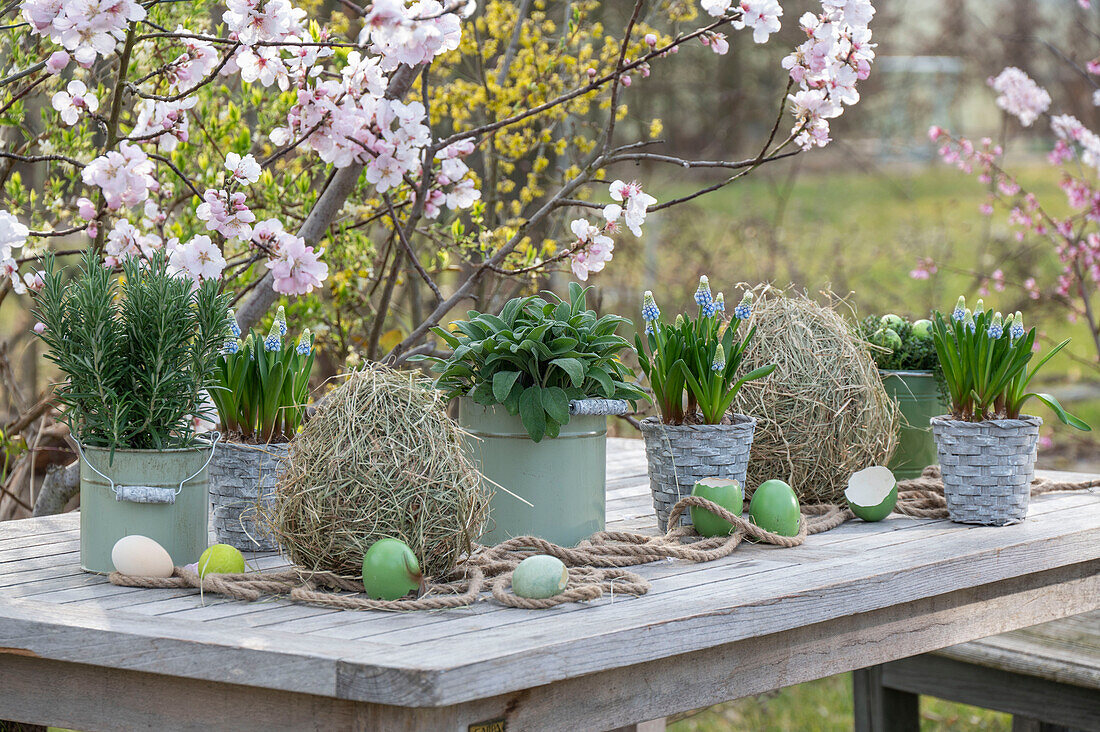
[639, 414, 756, 531]
[208, 442, 287, 551]
[930, 414, 1042, 526]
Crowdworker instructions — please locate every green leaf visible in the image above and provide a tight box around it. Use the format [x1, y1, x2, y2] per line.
[550, 357, 585, 388]
[541, 386, 570, 424]
[1031, 393, 1091, 431]
[589, 366, 614, 396]
[492, 370, 521, 403]
[519, 386, 546, 442]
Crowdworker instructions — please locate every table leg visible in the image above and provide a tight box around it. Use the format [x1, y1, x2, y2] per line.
[853, 666, 920, 732]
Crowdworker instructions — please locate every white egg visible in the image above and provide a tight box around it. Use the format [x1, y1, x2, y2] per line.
[110, 535, 174, 577]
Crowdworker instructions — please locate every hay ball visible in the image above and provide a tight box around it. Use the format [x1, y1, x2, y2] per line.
[268, 365, 489, 579]
[732, 291, 899, 504]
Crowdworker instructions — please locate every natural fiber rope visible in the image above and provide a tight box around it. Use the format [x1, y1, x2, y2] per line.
[109, 471, 1098, 611]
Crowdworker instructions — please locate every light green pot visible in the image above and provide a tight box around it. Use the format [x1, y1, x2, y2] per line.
[79, 444, 212, 574]
[881, 370, 948, 480]
[458, 399, 606, 547]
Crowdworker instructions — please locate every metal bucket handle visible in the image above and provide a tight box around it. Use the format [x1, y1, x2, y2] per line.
[76, 432, 221, 505]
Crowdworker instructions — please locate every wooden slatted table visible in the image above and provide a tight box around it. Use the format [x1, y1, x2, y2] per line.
[854, 610, 1100, 731]
[0, 437, 1097, 732]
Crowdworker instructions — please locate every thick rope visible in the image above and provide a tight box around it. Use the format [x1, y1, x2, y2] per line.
[109, 470, 1098, 611]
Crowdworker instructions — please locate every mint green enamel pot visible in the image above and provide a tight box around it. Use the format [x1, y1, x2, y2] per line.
[881, 370, 947, 480]
[79, 443, 213, 574]
[458, 399, 606, 547]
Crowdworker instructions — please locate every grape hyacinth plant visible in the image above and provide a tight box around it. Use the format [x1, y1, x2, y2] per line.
[209, 306, 315, 444]
[635, 277, 775, 425]
[931, 296, 1089, 430]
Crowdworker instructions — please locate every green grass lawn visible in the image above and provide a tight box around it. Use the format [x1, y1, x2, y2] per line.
[668, 673, 1011, 731]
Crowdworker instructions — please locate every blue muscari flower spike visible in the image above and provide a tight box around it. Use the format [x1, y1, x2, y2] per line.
[641, 291, 660, 322]
[952, 296, 966, 322]
[964, 310, 975, 333]
[264, 320, 282, 352]
[274, 306, 287, 337]
[645, 322, 654, 336]
[702, 291, 722, 318]
[974, 299, 984, 316]
[734, 292, 753, 320]
[674, 313, 685, 328]
[1010, 310, 1025, 339]
[296, 329, 312, 355]
[226, 308, 241, 338]
[220, 339, 239, 355]
[694, 276, 713, 308]
[712, 343, 726, 372]
[244, 333, 255, 360]
[987, 312, 1003, 339]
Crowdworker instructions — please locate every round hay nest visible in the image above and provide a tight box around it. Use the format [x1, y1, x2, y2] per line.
[732, 289, 899, 504]
[268, 365, 489, 579]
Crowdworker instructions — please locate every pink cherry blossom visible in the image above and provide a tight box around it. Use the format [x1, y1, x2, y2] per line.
[169, 235, 227, 281]
[104, 219, 161, 267]
[734, 0, 784, 44]
[166, 27, 220, 91]
[131, 97, 196, 152]
[51, 79, 98, 126]
[45, 50, 69, 74]
[988, 67, 1051, 127]
[603, 180, 657, 237]
[225, 152, 262, 184]
[569, 218, 615, 281]
[81, 143, 155, 210]
[22, 0, 146, 65]
[196, 189, 256, 240]
[0, 211, 29, 260]
[266, 235, 329, 295]
[76, 197, 96, 220]
[909, 257, 937, 280]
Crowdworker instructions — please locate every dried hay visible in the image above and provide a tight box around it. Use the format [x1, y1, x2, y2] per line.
[267, 364, 489, 579]
[733, 288, 899, 504]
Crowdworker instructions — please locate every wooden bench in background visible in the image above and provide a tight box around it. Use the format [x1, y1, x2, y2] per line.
[854, 609, 1100, 732]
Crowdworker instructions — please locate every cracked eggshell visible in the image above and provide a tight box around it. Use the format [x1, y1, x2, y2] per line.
[846, 466, 898, 522]
[111, 535, 174, 577]
[690, 477, 744, 537]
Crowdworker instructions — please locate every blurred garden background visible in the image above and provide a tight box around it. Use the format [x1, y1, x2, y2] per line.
[3, 0, 1098, 728]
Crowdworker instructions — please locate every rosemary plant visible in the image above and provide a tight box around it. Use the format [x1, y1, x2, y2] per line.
[32, 250, 230, 454]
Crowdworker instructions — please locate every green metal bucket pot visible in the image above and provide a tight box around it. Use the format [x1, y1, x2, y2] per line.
[881, 370, 947, 480]
[458, 399, 606, 547]
[78, 441, 215, 574]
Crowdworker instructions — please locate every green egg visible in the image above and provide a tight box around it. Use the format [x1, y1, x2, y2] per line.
[512, 555, 568, 599]
[690, 477, 744, 537]
[198, 543, 245, 577]
[361, 538, 422, 601]
[749, 479, 801, 537]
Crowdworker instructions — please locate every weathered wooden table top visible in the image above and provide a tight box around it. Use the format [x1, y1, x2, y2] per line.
[1, 437, 1098, 731]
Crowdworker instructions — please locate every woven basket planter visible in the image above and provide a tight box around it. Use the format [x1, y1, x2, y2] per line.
[930, 415, 1042, 526]
[208, 442, 287, 551]
[640, 415, 756, 531]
